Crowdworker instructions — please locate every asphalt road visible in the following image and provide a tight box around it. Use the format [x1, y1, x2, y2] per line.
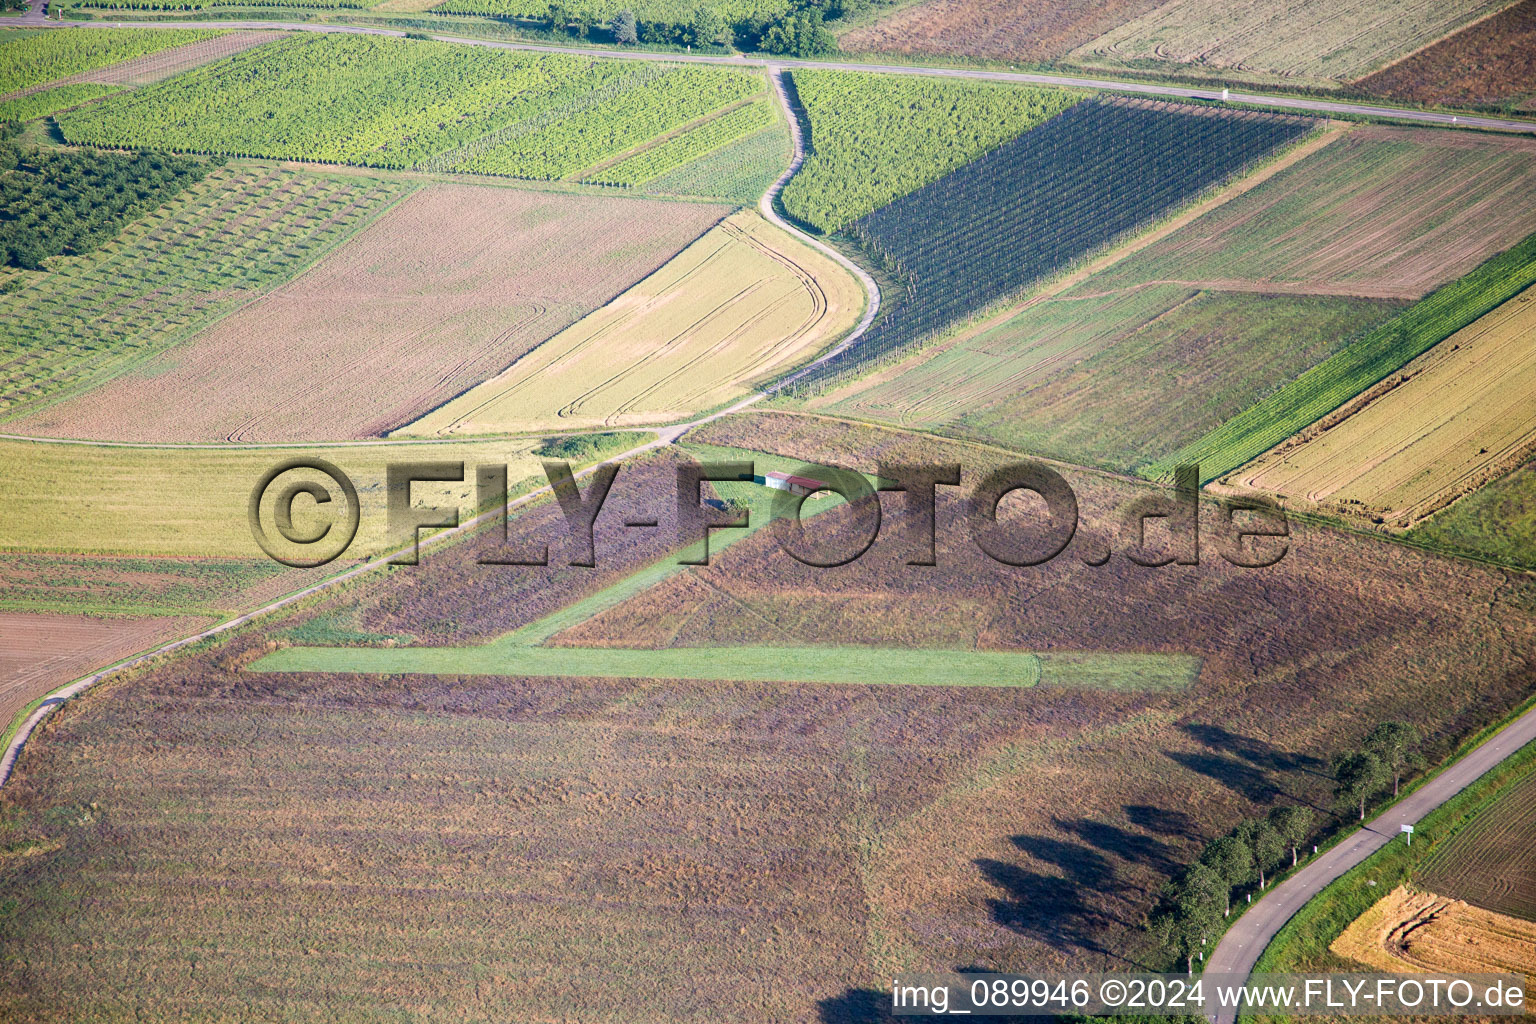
[1203, 703, 1536, 1024]
[40, 17, 1536, 135]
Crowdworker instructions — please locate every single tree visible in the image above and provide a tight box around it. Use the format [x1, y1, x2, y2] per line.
[545, 2, 569, 32]
[1249, 821, 1285, 889]
[610, 9, 638, 44]
[1333, 750, 1388, 821]
[686, 4, 729, 48]
[1177, 861, 1225, 956]
[1268, 805, 1314, 866]
[1364, 721, 1422, 796]
[1151, 908, 1199, 976]
[1199, 836, 1252, 915]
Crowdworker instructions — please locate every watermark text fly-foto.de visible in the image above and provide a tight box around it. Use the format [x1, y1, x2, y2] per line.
[248, 457, 1290, 570]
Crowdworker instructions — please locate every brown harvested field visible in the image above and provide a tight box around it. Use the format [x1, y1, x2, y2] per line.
[1419, 763, 1536, 920]
[3, 421, 1536, 1020]
[1225, 290, 1536, 529]
[15, 185, 729, 443]
[1357, 0, 1536, 108]
[1333, 887, 1536, 981]
[1091, 126, 1536, 301]
[0, 612, 210, 727]
[837, 0, 1160, 63]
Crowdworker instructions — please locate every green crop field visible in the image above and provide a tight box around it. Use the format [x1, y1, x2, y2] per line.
[57, 35, 764, 178]
[0, 28, 220, 94]
[823, 286, 1399, 474]
[0, 552, 286, 616]
[1151, 230, 1536, 483]
[0, 165, 410, 421]
[450, 66, 762, 180]
[582, 98, 777, 187]
[640, 123, 790, 202]
[1411, 461, 1536, 572]
[1, 143, 214, 269]
[779, 70, 1082, 233]
[0, 83, 119, 122]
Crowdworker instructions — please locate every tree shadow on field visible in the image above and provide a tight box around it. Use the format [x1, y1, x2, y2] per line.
[1054, 817, 1179, 874]
[1125, 803, 1202, 840]
[1164, 749, 1281, 803]
[1181, 723, 1327, 776]
[818, 988, 895, 1023]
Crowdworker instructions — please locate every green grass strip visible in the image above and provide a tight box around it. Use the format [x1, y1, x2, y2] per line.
[254, 643, 1044, 687]
[1150, 230, 1536, 484]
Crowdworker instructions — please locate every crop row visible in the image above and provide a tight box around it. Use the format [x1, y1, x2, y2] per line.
[641, 125, 788, 202]
[432, 0, 786, 23]
[780, 70, 1083, 234]
[1153, 228, 1536, 483]
[83, 0, 382, 9]
[0, 167, 408, 420]
[792, 99, 1315, 389]
[0, 83, 119, 122]
[57, 36, 629, 169]
[0, 27, 220, 95]
[581, 98, 775, 187]
[452, 65, 762, 180]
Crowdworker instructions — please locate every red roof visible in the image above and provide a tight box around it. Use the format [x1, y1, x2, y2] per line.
[765, 471, 829, 490]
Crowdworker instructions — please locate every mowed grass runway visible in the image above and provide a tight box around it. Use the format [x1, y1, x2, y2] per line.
[402, 211, 862, 436]
[1228, 290, 1536, 528]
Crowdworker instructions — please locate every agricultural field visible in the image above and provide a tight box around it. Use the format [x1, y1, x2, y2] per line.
[1332, 887, 1536, 977]
[0, 434, 594, 558]
[3, 419, 1536, 1019]
[0, 553, 287, 616]
[0, 83, 119, 123]
[1418, 766, 1536, 921]
[819, 287, 1399, 474]
[0, 145, 215, 269]
[779, 70, 1082, 233]
[1155, 230, 1536, 483]
[638, 120, 789, 203]
[1090, 127, 1536, 302]
[0, 27, 220, 95]
[1067, 0, 1509, 86]
[837, 0, 1160, 64]
[402, 211, 861, 436]
[57, 35, 765, 178]
[24, 30, 285, 89]
[580, 98, 777, 187]
[0, 165, 410, 423]
[13, 184, 729, 442]
[1411, 459, 1536, 571]
[797, 98, 1313, 385]
[0, 612, 211, 730]
[1357, 0, 1536, 109]
[449, 66, 761, 180]
[1226, 290, 1536, 530]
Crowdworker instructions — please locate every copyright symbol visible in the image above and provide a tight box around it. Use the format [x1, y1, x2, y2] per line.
[248, 458, 360, 567]
[1100, 979, 1127, 1007]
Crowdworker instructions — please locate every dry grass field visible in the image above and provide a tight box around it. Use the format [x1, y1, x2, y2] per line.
[1332, 887, 1536, 981]
[1226, 291, 1536, 529]
[0, 612, 211, 728]
[1357, 0, 1536, 108]
[1067, 0, 1509, 85]
[15, 185, 728, 443]
[837, 0, 1160, 63]
[1, 419, 1534, 1020]
[1419, 766, 1536, 921]
[402, 212, 861, 436]
[1089, 126, 1536, 301]
[0, 436, 560, 559]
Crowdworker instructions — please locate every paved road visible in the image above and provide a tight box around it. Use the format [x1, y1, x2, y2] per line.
[1204, 704, 1536, 1024]
[43, 17, 1536, 135]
